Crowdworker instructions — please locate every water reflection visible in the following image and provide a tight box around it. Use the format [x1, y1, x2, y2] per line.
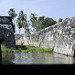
[2, 52, 75, 64]
[52, 53, 75, 64]
[2, 52, 15, 64]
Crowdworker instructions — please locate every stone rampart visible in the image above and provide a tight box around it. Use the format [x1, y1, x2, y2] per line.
[27, 17, 75, 56]
[0, 16, 16, 49]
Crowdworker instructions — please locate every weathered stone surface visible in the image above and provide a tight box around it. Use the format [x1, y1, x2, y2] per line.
[15, 34, 24, 45]
[0, 16, 16, 49]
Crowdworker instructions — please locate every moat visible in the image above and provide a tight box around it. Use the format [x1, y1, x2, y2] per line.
[2, 52, 75, 64]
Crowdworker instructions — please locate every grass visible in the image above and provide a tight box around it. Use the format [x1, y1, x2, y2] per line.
[1, 44, 53, 52]
[1, 44, 19, 52]
[16, 45, 53, 52]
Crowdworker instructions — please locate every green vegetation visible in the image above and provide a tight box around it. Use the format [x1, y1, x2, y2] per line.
[8, 8, 17, 32]
[16, 10, 31, 35]
[65, 17, 69, 20]
[1, 44, 53, 52]
[8, 8, 69, 34]
[16, 45, 53, 52]
[1, 44, 16, 52]
[58, 18, 63, 22]
[30, 13, 57, 32]
[8, 8, 17, 21]
[8, 8, 57, 34]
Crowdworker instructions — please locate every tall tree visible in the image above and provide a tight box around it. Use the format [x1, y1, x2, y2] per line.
[36, 16, 45, 31]
[8, 8, 17, 22]
[24, 20, 31, 37]
[30, 13, 37, 32]
[43, 17, 57, 28]
[58, 18, 63, 22]
[30, 14, 57, 32]
[8, 8, 17, 32]
[16, 11, 28, 34]
[65, 17, 69, 20]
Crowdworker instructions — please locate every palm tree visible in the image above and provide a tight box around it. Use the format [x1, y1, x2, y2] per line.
[30, 13, 37, 32]
[30, 13, 37, 27]
[16, 11, 27, 34]
[58, 18, 63, 23]
[8, 8, 17, 32]
[8, 8, 17, 22]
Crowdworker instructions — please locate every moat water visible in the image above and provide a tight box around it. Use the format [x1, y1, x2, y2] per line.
[2, 52, 75, 64]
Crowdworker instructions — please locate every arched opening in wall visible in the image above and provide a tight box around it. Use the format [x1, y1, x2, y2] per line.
[21, 43, 23, 45]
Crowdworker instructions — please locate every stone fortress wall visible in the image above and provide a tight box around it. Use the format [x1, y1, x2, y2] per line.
[0, 15, 16, 49]
[15, 16, 75, 56]
[15, 34, 30, 45]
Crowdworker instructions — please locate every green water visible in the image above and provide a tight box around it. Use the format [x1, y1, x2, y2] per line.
[2, 52, 75, 64]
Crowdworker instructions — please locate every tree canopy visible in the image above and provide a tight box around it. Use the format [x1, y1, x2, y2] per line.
[30, 13, 57, 32]
[16, 11, 30, 35]
[58, 18, 63, 22]
[16, 11, 27, 29]
[8, 8, 17, 20]
[8, 8, 70, 34]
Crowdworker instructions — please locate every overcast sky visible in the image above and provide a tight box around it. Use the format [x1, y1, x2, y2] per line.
[0, 0, 75, 34]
